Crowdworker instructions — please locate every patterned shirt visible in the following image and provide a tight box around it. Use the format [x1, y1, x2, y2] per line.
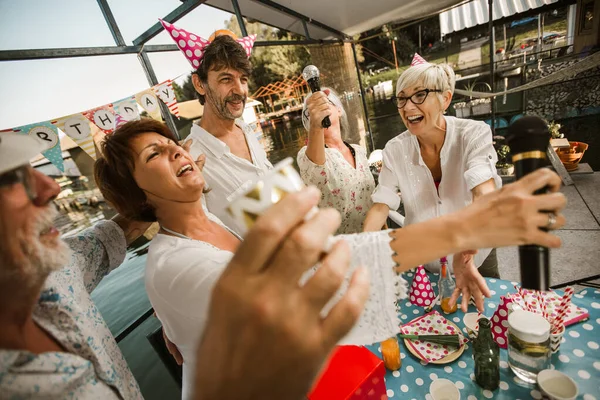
[297, 143, 375, 234]
[0, 220, 142, 400]
[186, 120, 273, 237]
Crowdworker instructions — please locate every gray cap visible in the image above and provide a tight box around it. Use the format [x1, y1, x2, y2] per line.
[0, 132, 47, 175]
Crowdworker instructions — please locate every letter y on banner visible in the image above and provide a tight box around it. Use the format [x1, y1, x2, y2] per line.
[153, 80, 180, 118]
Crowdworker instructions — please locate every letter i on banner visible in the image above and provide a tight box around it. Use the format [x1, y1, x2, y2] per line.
[16, 121, 64, 172]
[53, 113, 97, 160]
[135, 89, 162, 121]
[153, 80, 180, 118]
[83, 105, 116, 135]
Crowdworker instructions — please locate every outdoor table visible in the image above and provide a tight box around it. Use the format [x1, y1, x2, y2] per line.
[365, 272, 600, 399]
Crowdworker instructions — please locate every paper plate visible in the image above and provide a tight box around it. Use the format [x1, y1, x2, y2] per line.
[403, 320, 466, 364]
[401, 311, 467, 365]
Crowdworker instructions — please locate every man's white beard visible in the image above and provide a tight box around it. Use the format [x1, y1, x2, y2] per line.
[20, 205, 72, 279]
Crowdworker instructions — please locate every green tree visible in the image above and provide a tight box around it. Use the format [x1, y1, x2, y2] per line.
[224, 16, 310, 94]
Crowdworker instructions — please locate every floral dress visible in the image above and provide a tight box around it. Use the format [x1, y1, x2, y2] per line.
[297, 143, 375, 234]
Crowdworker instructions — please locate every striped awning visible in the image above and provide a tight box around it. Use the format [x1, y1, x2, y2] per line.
[439, 0, 559, 37]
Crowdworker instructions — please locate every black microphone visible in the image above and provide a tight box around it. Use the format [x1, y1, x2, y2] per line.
[302, 65, 331, 129]
[505, 116, 552, 291]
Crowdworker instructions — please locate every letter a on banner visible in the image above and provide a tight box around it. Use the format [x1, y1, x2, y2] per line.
[16, 121, 64, 172]
[53, 113, 97, 160]
[135, 89, 162, 121]
[83, 105, 116, 134]
[153, 80, 180, 118]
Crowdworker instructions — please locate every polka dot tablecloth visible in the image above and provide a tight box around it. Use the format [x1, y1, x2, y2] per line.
[366, 273, 600, 399]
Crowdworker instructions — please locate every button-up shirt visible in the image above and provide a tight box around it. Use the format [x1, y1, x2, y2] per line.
[371, 116, 501, 271]
[186, 121, 273, 236]
[0, 221, 142, 400]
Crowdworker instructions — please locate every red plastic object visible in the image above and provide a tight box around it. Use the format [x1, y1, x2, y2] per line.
[308, 346, 388, 400]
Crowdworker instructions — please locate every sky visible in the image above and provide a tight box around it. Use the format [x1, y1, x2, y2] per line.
[0, 0, 237, 130]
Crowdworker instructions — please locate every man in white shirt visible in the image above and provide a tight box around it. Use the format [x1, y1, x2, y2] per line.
[0, 132, 150, 399]
[184, 34, 273, 235]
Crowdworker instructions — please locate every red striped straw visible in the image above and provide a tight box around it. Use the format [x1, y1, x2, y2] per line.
[536, 291, 548, 321]
[552, 287, 574, 333]
[515, 285, 533, 312]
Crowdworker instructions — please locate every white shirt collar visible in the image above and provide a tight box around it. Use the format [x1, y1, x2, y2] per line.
[409, 115, 454, 166]
[191, 119, 247, 159]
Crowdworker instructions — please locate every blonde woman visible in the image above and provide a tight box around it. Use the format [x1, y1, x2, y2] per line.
[364, 57, 502, 307]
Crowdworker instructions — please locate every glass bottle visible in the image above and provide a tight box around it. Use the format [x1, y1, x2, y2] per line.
[474, 317, 500, 391]
[439, 257, 457, 314]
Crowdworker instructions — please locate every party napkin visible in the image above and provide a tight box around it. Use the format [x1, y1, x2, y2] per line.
[400, 310, 468, 364]
[490, 294, 514, 348]
[409, 266, 436, 307]
[513, 288, 589, 327]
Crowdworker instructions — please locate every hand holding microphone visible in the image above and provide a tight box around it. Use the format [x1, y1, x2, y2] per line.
[302, 65, 331, 129]
[505, 116, 557, 291]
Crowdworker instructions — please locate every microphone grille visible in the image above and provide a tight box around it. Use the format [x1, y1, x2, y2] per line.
[506, 115, 550, 155]
[302, 65, 319, 81]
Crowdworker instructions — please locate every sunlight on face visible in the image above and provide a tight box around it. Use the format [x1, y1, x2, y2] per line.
[204, 68, 249, 120]
[398, 83, 448, 136]
[130, 132, 205, 209]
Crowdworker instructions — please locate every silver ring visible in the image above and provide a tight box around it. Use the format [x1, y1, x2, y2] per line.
[546, 212, 557, 230]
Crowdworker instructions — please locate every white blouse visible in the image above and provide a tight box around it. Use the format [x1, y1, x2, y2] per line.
[371, 116, 501, 271]
[297, 143, 375, 234]
[146, 212, 406, 399]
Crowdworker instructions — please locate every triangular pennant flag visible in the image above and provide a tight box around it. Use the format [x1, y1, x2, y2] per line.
[83, 105, 116, 134]
[135, 89, 162, 121]
[409, 266, 436, 307]
[411, 53, 429, 66]
[153, 80, 180, 118]
[17, 121, 64, 172]
[114, 113, 128, 129]
[53, 113, 97, 160]
[113, 96, 141, 122]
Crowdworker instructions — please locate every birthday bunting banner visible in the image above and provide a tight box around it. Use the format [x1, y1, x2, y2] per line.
[2, 75, 187, 172]
[153, 80, 180, 118]
[135, 89, 162, 121]
[114, 96, 141, 122]
[83, 104, 116, 135]
[17, 121, 65, 172]
[53, 113, 97, 160]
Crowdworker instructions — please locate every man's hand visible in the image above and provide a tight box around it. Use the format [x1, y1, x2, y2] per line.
[449, 251, 491, 312]
[194, 187, 370, 400]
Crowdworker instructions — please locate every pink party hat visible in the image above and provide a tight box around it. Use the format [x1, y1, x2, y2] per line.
[490, 294, 514, 348]
[409, 266, 436, 307]
[411, 53, 429, 66]
[159, 19, 257, 69]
